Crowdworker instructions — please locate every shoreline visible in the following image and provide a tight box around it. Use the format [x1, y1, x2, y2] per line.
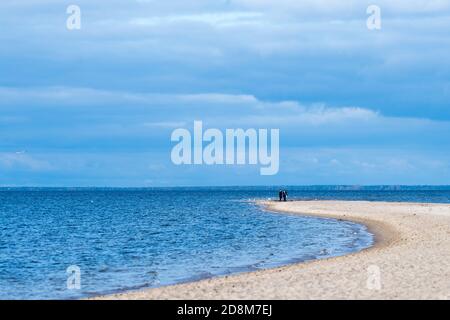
[260, 201, 400, 251]
[92, 200, 450, 300]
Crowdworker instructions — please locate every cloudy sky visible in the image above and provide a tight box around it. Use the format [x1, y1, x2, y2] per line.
[1, 0, 450, 186]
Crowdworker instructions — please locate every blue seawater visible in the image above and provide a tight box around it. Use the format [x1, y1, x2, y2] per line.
[1, 187, 448, 299]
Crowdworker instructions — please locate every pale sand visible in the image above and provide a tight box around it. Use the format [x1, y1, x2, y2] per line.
[93, 200, 450, 300]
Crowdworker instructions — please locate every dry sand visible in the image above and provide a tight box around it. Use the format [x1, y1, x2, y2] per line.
[93, 200, 450, 300]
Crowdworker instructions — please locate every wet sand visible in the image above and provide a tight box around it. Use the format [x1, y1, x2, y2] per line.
[92, 200, 450, 300]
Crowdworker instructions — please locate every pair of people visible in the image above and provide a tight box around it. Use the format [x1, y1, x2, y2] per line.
[278, 190, 288, 202]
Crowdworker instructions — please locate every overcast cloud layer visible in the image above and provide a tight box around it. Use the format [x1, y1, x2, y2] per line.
[1, 1, 449, 186]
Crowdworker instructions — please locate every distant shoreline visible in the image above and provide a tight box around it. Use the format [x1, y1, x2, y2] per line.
[2, 185, 450, 191]
[92, 200, 450, 300]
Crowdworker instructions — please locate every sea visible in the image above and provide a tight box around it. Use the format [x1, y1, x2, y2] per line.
[1, 186, 449, 299]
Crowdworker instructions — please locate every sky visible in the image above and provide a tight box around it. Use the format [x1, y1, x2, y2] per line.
[1, 0, 450, 186]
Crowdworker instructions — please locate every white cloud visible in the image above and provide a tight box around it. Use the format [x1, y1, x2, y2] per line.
[0, 86, 435, 129]
[143, 121, 187, 128]
[177, 93, 258, 104]
[234, 0, 450, 15]
[130, 12, 264, 28]
[0, 86, 379, 126]
[0, 153, 52, 171]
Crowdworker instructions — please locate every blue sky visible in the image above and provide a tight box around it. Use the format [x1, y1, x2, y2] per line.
[1, 0, 450, 186]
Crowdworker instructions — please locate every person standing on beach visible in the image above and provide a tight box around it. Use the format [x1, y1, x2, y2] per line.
[282, 190, 288, 201]
[279, 190, 283, 201]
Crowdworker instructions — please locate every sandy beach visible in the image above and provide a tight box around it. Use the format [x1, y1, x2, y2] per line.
[93, 200, 450, 300]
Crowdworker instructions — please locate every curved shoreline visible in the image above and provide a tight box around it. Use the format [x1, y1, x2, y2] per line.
[260, 201, 399, 251]
[92, 200, 450, 300]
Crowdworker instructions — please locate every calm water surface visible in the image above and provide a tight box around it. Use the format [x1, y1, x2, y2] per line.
[1, 187, 449, 299]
